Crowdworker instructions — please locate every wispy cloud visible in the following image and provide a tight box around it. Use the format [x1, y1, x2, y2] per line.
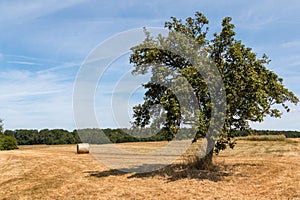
[37, 62, 80, 73]
[0, 90, 62, 99]
[282, 40, 300, 49]
[6, 61, 40, 65]
[236, 14, 279, 31]
[0, 0, 86, 24]
[0, 67, 75, 130]
[250, 105, 300, 131]
[5, 54, 63, 64]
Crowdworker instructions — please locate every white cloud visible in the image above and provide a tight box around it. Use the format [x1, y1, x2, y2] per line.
[37, 62, 80, 73]
[250, 105, 300, 131]
[0, 0, 86, 24]
[0, 69, 32, 80]
[282, 40, 300, 49]
[0, 90, 62, 99]
[6, 60, 40, 65]
[5, 54, 62, 64]
[250, 100, 300, 130]
[0, 67, 75, 130]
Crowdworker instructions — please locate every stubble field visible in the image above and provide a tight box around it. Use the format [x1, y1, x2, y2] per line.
[0, 139, 299, 199]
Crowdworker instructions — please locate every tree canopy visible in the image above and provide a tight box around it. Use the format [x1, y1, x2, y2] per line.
[130, 12, 299, 164]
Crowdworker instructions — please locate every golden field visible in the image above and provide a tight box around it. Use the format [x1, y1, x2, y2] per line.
[0, 139, 299, 199]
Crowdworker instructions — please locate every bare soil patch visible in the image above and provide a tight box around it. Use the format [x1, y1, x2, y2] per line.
[0, 139, 299, 199]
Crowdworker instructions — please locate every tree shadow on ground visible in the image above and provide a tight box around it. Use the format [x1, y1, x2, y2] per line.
[85, 163, 232, 182]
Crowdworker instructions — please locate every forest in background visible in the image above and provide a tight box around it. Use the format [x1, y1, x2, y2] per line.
[1, 128, 300, 146]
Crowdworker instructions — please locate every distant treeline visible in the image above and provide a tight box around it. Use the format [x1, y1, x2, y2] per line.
[3, 129, 81, 145]
[230, 130, 300, 138]
[2, 128, 300, 146]
[2, 128, 194, 145]
[2, 128, 177, 145]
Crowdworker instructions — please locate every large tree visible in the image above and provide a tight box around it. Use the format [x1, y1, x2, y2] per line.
[130, 12, 299, 167]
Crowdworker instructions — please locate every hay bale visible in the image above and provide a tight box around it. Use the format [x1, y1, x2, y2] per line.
[77, 143, 90, 154]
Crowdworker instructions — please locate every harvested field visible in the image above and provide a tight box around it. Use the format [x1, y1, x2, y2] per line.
[0, 139, 299, 199]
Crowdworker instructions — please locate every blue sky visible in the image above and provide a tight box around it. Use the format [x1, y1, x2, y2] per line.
[0, 0, 299, 131]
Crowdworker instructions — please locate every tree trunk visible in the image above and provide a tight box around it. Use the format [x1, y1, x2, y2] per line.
[205, 136, 215, 162]
[194, 137, 215, 169]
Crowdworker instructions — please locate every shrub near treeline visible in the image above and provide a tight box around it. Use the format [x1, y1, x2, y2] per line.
[0, 134, 18, 150]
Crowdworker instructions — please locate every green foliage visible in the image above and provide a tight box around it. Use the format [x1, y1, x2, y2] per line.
[0, 119, 3, 134]
[0, 119, 18, 151]
[0, 134, 18, 151]
[129, 11, 299, 158]
[4, 129, 82, 145]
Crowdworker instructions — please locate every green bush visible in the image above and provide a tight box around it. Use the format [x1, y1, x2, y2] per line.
[0, 135, 18, 150]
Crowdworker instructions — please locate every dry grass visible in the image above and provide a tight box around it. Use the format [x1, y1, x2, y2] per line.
[0, 139, 299, 199]
[237, 134, 287, 141]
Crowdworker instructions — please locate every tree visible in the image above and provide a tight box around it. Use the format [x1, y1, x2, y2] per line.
[0, 119, 18, 150]
[130, 12, 299, 167]
[0, 119, 3, 134]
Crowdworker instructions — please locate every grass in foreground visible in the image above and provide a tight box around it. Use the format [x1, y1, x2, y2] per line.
[0, 139, 299, 199]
